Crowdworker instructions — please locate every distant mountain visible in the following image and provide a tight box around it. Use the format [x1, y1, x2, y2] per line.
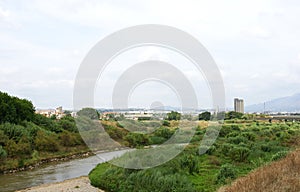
[246, 93, 300, 112]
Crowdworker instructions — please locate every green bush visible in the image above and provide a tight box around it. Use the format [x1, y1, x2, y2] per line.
[153, 127, 175, 139]
[59, 131, 81, 147]
[199, 145, 216, 155]
[124, 132, 149, 147]
[241, 132, 256, 141]
[34, 131, 59, 152]
[149, 136, 167, 144]
[90, 164, 196, 192]
[162, 120, 170, 126]
[229, 146, 250, 162]
[216, 164, 237, 184]
[271, 151, 288, 161]
[219, 125, 232, 137]
[261, 143, 272, 152]
[179, 154, 200, 174]
[228, 136, 248, 145]
[0, 145, 7, 161]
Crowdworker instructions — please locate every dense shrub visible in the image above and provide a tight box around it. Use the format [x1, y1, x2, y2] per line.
[219, 125, 232, 137]
[199, 145, 216, 155]
[229, 146, 250, 162]
[162, 120, 170, 126]
[33, 114, 61, 133]
[0, 123, 26, 142]
[241, 132, 256, 141]
[149, 136, 167, 144]
[261, 143, 272, 152]
[271, 151, 288, 161]
[59, 131, 81, 147]
[34, 131, 59, 152]
[124, 132, 149, 147]
[0, 91, 35, 124]
[216, 164, 237, 184]
[0, 145, 7, 161]
[90, 164, 196, 192]
[153, 127, 175, 139]
[58, 116, 77, 132]
[228, 136, 248, 145]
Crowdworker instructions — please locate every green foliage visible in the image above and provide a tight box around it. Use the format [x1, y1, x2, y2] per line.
[199, 145, 216, 155]
[90, 164, 196, 192]
[229, 146, 250, 162]
[104, 125, 128, 141]
[0, 123, 26, 141]
[31, 150, 39, 161]
[0, 130, 9, 146]
[77, 108, 100, 120]
[33, 114, 61, 133]
[34, 131, 59, 152]
[179, 154, 200, 174]
[153, 127, 175, 139]
[261, 143, 272, 152]
[219, 125, 232, 137]
[166, 111, 181, 121]
[0, 92, 89, 172]
[216, 164, 237, 184]
[59, 130, 82, 147]
[0, 91, 35, 124]
[198, 111, 211, 121]
[162, 120, 170, 126]
[228, 136, 248, 145]
[241, 132, 256, 141]
[124, 132, 149, 147]
[89, 120, 300, 192]
[271, 151, 288, 161]
[225, 111, 244, 120]
[58, 116, 77, 132]
[0, 145, 7, 160]
[149, 136, 166, 144]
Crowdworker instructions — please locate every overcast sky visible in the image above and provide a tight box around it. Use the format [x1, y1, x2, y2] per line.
[1, 0, 300, 110]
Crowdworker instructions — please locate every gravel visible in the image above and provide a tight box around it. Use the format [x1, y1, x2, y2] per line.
[17, 176, 104, 192]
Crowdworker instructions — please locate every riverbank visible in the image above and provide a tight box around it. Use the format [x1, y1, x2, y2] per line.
[17, 176, 104, 192]
[2, 149, 94, 174]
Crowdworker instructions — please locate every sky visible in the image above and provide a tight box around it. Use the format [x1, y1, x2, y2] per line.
[1, 0, 300, 110]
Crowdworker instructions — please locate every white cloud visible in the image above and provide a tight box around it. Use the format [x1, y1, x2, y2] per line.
[1, 0, 300, 109]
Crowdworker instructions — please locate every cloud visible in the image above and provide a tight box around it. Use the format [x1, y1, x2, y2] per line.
[241, 26, 271, 39]
[1, 0, 300, 109]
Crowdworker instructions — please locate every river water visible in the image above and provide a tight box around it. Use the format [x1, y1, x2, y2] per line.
[0, 150, 130, 192]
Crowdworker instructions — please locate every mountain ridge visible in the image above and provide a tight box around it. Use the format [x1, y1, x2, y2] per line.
[246, 93, 300, 112]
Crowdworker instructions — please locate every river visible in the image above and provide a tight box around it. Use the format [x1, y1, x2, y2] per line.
[0, 149, 130, 192]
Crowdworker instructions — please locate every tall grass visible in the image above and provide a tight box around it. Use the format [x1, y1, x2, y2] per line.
[218, 149, 300, 192]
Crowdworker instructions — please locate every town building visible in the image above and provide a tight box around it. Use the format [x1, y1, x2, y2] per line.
[234, 98, 244, 113]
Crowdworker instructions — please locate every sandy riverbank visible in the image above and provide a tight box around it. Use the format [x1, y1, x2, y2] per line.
[17, 176, 104, 192]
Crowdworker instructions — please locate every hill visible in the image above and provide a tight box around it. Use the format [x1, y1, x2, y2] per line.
[246, 93, 300, 112]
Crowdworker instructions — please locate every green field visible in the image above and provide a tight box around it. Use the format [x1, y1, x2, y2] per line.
[89, 119, 300, 192]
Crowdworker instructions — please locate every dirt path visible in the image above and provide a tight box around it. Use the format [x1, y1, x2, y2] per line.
[17, 176, 104, 192]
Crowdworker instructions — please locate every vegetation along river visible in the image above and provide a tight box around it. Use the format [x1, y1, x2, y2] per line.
[0, 149, 129, 192]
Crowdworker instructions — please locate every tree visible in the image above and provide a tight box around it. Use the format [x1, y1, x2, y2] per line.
[0, 91, 35, 124]
[198, 111, 211, 121]
[58, 116, 77, 132]
[225, 111, 244, 120]
[77, 108, 100, 120]
[166, 111, 181, 121]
